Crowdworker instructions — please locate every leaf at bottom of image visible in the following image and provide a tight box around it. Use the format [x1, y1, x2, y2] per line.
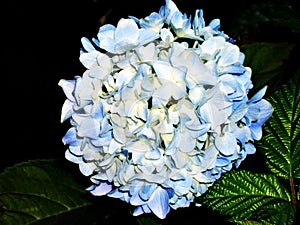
[0, 159, 137, 225]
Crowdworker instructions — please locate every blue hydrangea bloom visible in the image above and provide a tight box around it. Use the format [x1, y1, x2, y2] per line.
[59, 0, 273, 219]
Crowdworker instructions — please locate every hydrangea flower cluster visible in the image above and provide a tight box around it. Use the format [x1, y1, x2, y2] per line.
[59, 0, 273, 219]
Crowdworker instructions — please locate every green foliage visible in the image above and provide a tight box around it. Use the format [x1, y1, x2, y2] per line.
[0, 159, 90, 225]
[198, 73, 300, 225]
[199, 170, 297, 225]
[240, 42, 295, 91]
[257, 72, 300, 179]
[0, 159, 136, 225]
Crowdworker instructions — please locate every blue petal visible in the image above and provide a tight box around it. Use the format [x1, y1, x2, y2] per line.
[62, 127, 77, 145]
[90, 182, 112, 196]
[171, 174, 192, 195]
[228, 103, 248, 122]
[162, 0, 180, 24]
[193, 9, 205, 31]
[147, 187, 170, 219]
[245, 142, 256, 154]
[215, 157, 230, 167]
[81, 37, 95, 52]
[257, 99, 273, 125]
[208, 19, 220, 30]
[132, 206, 145, 216]
[219, 45, 240, 66]
[250, 123, 263, 140]
[250, 100, 273, 140]
[139, 184, 157, 201]
[214, 132, 237, 156]
[138, 29, 160, 45]
[248, 86, 267, 104]
[220, 65, 246, 75]
[130, 193, 146, 206]
[97, 24, 115, 40]
[233, 126, 251, 145]
[199, 145, 218, 170]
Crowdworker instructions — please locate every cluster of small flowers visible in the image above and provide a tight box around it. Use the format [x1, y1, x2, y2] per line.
[59, 0, 272, 219]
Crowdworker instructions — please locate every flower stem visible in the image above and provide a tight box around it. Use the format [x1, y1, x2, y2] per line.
[290, 177, 298, 205]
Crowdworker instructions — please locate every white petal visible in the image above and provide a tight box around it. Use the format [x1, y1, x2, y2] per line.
[115, 67, 135, 87]
[178, 131, 196, 152]
[152, 61, 186, 82]
[160, 28, 174, 42]
[79, 50, 100, 69]
[219, 44, 240, 67]
[126, 139, 151, 153]
[65, 150, 82, 164]
[99, 38, 117, 53]
[106, 163, 117, 182]
[108, 138, 122, 154]
[170, 45, 217, 87]
[113, 127, 127, 144]
[115, 18, 139, 42]
[58, 79, 76, 102]
[60, 99, 74, 123]
[136, 42, 156, 61]
[97, 24, 115, 40]
[189, 86, 205, 106]
[77, 118, 100, 139]
[79, 163, 95, 176]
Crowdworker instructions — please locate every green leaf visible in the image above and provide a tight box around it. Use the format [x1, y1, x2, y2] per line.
[240, 42, 295, 90]
[0, 159, 134, 225]
[199, 170, 296, 225]
[257, 72, 300, 179]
